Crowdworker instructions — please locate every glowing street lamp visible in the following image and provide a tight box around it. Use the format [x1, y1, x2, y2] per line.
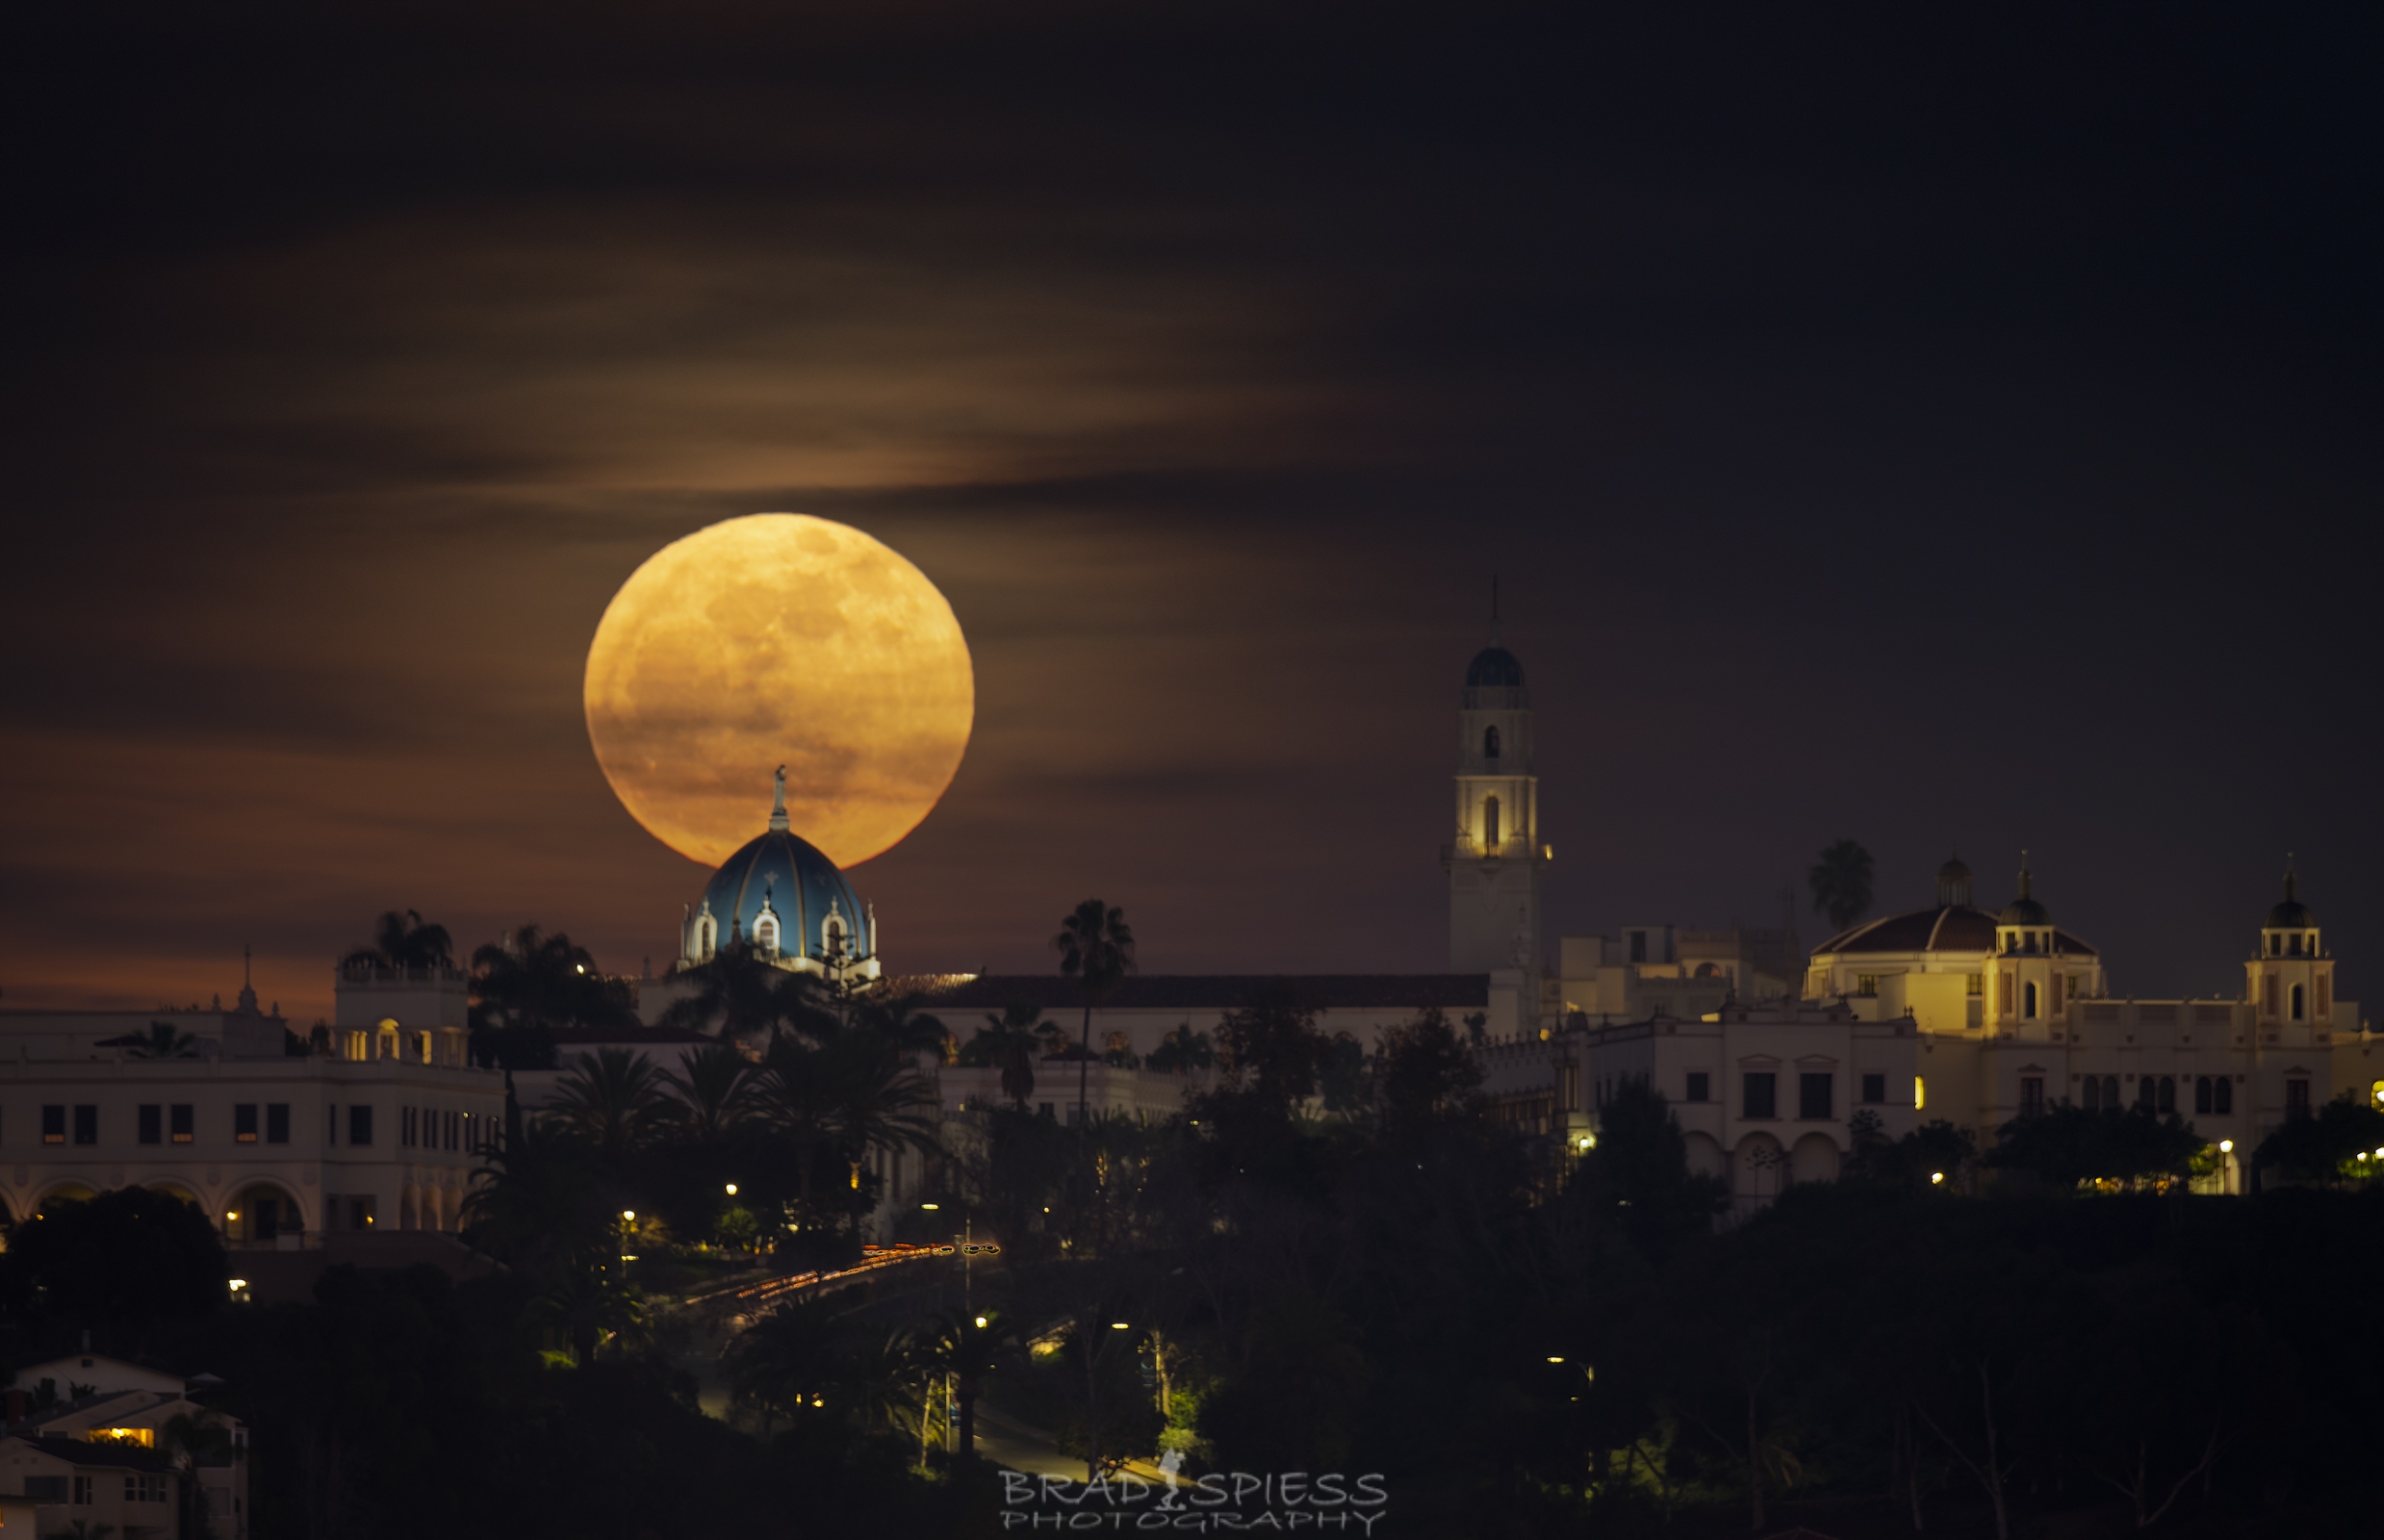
[1930, 1172, 1944, 1185]
[726, 1183, 738, 1196]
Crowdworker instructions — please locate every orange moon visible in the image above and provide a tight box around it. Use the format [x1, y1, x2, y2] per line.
[583, 514, 974, 868]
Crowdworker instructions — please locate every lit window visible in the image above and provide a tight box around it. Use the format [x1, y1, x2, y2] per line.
[1857, 975, 1879, 998]
[1914, 1076, 1926, 1111]
[1483, 795, 1501, 850]
[1965, 973, 1983, 997]
[235, 1104, 259, 1143]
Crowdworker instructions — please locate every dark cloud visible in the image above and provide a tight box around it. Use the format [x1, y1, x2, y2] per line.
[1, 3, 2378, 1017]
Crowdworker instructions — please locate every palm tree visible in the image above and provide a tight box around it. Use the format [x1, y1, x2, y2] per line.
[726, 1295, 849, 1431]
[958, 1004, 1044, 1109]
[824, 1033, 943, 1198]
[1053, 899, 1136, 1125]
[1146, 1022, 1213, 1076]
[660, 945, 836, 1046]
[1808, 838, 1876, 933]
[343, 909, 453, 972]
[851, 991, 950, 1060]
[545, 1047, 676, 1155]
[474, 925, 639, 1033]
[658, 1040, 759, 1143]
[753, 1038, 843, 1223]
[914, 1309, 1012, 1463]
[158, 1408, 235, 1538]
[126, 1021, 201, 1060]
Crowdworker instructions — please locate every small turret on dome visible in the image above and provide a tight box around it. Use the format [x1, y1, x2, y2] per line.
[1935, 849, 1973, 909]
[2267, 864, 2317, 931]
[1999, 856, 2051, 928]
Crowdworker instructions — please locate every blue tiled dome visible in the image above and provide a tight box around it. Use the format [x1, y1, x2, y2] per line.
[1466, 646, 1525, 689]
[698, 828, 869, 962]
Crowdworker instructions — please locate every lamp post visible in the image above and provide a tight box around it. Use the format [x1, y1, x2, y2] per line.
[2218, 1140, 2234, 1196]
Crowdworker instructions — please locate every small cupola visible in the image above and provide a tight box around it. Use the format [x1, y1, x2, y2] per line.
[1996, 854, 2053, 954]
[1936, 849, 1973, 909]
[2261, 860, 2320, 958]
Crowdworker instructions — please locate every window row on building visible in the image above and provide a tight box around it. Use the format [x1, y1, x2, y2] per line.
[12, 1099, 491, 1151]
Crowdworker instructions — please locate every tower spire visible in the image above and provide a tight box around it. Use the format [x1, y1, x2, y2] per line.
[2017, 849, 2032, 900]
[769, 764, 790, 833]
[2285, 851, 2297, 902]
[1490, 576, 1501, 641]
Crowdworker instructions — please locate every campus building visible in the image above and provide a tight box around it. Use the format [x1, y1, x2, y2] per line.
[0, 963, 503, 1264]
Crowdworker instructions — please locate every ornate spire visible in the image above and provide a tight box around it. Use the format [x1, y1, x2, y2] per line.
[769, 764, 790, 833]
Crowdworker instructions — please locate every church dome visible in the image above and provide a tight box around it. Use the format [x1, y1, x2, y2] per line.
[1466, 646, 1525, 689]
[688, 770, 872, 966]
[700, 828, 867, 962]
[2267, 873, 2316, 930]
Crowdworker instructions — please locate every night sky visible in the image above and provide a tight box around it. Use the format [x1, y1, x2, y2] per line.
[4, 4, 2378, 1024]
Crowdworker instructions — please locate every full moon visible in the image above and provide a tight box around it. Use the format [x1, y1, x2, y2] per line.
[583, 514, 974, 868]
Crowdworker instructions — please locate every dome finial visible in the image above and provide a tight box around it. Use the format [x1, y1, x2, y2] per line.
[769, 764, 789, 833]
[2285, 852, 2296, 902]
[1489, 575, 1501, 642]
[2017, 849, 2032, 900]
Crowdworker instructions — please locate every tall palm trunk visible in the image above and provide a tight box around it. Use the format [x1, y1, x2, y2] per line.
[1078, 1001, 1093, 1123]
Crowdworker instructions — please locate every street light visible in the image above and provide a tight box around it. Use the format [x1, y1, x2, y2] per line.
[1547, 1356, 1565, 1364]
[976, 1315, 989, 1329]
[622, 1210, 635, 1221]
[921, 1202, 940, 1211]
[1930, 1172, 1944, 1185]
[726, 1183, 738, 1195]
[2218, 1140, 2233, 1153]
[1111, 1322, 1130, 1330]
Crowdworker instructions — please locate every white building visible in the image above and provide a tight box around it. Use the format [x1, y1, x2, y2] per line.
[0, 962, 504, 1291]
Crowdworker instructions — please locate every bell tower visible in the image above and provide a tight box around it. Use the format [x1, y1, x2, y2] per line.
[2245, 862, 2333, 1042]
[1445, 615, 1546, 974]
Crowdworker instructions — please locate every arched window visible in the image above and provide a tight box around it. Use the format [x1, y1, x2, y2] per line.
[697, 916, 716, 958]
[2157, 1076, 2176, 1115]
[1483, 725, 1500, 760]
[825, 917, 845, 957]
[2213, 1077, 2232, 1115]
[2103, 1075, 2119, 1109]
[2083, 1076, 2101, 1113]
[2290, 983, 2304, 1021]
[1483, 795, 1501, 850]
[2023, 932, 2038, 955]
[2193, 1076, 2212, 1115]
[2023, 981, 2038, 1019]
[754, 914, 779, 953]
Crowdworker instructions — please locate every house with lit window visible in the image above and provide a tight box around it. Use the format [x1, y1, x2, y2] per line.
[1, 1350, 249, 1537]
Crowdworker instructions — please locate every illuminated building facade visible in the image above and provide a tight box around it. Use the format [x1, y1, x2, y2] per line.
[0, 964, 501, 1262]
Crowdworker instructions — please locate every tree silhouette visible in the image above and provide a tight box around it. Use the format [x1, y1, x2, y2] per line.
[343, 909, 453, 971]
[1052, 899, 1136, 1124]
[1808, 839, 1876, 932]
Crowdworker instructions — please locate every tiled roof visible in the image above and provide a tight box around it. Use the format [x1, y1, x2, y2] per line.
[1815, 907, 2097, 959]
[884, 974, 1492, 1014]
